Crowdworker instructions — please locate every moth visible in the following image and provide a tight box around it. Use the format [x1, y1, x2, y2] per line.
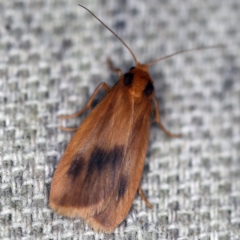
[49, 4, 224, 233]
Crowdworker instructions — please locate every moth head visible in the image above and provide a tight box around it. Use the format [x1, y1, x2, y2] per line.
[78, 5, 225, 98]
[122, 64, 154, 98]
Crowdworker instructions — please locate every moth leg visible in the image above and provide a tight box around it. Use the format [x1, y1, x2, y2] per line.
[107, 58, 122, 77]
[138, 188, 153, 209]
[58, 126, 78, 132]
[153, 96, 181, 138]
[59, 82, 110, 119]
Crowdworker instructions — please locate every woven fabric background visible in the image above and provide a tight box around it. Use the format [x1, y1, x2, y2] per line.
[0, 0, 240, 239]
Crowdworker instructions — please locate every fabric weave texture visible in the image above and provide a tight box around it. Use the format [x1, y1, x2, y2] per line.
[0, 0, 240, 239]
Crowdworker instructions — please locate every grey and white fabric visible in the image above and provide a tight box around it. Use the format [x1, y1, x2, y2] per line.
[0, 0, 239, 239]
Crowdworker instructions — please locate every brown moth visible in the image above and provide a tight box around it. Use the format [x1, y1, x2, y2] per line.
[49, 4, 224, 233]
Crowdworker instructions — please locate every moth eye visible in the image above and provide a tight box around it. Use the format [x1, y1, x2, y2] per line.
[129, 66, 135, 71]
[123, 72, 134, 87]
[144, 81, 154, 96]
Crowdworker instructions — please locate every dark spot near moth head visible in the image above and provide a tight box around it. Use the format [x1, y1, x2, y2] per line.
[123, 72, 134, 87]
[144, 81, 154, 96]
[118, 175, 128, 198]
[87, 146, 124, 175]
[129, 66, 135, 71]
[67, 153, 84, 180]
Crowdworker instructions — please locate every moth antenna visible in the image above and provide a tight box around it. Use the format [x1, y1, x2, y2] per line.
[147, 44, 226, 67]
[78, 4, 138, 66]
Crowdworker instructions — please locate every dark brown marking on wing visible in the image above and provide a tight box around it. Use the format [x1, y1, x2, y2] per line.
[58, 147, 125, 208]
[75, 145, 125, 206]
[87, 146, 124, 175]
[87, 148, 107, 173]
[67, 153, 84, 181]
[109, 146, 125, 170]
[123, 73, 134, 87]
[118, 175, 128, 198]
[144, 81, 154, 96]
